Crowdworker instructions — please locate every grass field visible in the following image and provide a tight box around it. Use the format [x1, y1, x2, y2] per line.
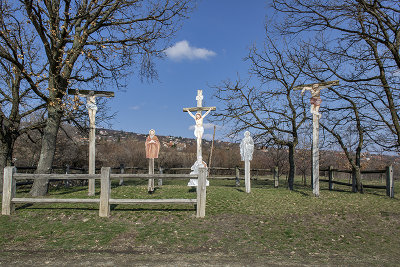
[0, 177, 399, 266]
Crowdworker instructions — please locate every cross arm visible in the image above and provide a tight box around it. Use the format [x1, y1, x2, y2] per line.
[183, 107, 216, 112]
[68, 89, 115, 97]
[293, 80, 339, 91]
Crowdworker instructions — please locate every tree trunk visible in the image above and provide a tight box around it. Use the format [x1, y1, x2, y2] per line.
[288, 144, 295, 190]
[352, 166, 362, 193]
[30, 106, 63, 196]
[0, 140, 14, 193]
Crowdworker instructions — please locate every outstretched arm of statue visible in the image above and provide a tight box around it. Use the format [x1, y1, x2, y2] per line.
[202, 107, 212, 119]
[301, 87, 310, 96]
[187, 110, 196, 119]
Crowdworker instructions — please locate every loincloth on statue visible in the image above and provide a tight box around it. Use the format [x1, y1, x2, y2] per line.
[310, 97, 322, 106]
[194, 125, 204, 138]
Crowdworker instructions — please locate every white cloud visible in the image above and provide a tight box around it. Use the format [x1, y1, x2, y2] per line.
[129, 105, 140, 110]
[203, 123, 217, 130]
[165, 40, 216, 61]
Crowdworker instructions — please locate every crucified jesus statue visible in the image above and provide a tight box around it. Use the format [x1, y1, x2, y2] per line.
[301, 84, 322, 116]
[187, 108, 213, 143]
[67, 89, 114, 196]
[296, 80, 339, 117]
[183, 90, 216, 186]
[293, 80, 339, 197]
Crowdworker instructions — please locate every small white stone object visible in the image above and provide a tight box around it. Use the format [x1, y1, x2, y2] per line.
[188, 160, 209, 187]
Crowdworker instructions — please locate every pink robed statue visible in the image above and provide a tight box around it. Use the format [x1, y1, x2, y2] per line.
[145, 129, 160, 159]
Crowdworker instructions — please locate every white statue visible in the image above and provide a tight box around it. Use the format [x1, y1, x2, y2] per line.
[240, 131, 254, 161]
[187, 108, 213, 141]
[86, 93, 98, 111]
[86, 93, 97, 125]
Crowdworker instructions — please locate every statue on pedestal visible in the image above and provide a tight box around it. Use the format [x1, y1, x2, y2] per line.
[240, 131, 254, 162]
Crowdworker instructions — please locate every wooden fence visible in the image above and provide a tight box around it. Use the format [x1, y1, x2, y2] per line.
[2, 166, 207, 218]
[13, 165, 281, 187]
[320, 165, 394, 198]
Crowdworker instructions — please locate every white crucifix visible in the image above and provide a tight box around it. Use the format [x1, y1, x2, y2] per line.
[293, 80, 339, 197]
[68, 89, 114, 196]
[183, 90, 216, 187]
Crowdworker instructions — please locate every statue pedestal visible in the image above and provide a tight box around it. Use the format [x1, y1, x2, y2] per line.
[188, 179, 209, 187]
[188, 160, 209, 187]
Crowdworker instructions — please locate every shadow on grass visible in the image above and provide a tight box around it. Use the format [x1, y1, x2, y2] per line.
[17, 206, 99, 211]
[110, 206, 195, 212]
[17, 203, 194, 213]
[320, 188, 354, 194]
[111, 180, 149, 187]
[50, 187, 88, 195]
[291, 189, 311, 197]
[220, 180, 274, 188]
[188, 187, 196, 193]
[15, 203, 34, 210]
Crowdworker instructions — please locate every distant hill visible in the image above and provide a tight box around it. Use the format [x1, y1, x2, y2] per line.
[95, 128, 236, 151]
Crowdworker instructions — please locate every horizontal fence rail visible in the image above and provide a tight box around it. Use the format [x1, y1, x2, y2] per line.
[13, 165, 281, 189]
[319, 165, 394, 198]
[2, 166, 207, 218]
[14, 165, 275, 174]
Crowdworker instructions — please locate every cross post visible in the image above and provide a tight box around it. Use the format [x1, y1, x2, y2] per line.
[183, 90, 216, 186]
[68, 89, 114, 196]
[183, 90, 216, 164]
[293, 80, 339, 197]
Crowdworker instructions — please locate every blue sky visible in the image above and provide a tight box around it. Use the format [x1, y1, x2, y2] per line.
[108, 1, 270, 141]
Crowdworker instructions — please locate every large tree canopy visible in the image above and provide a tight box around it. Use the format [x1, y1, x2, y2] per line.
[272, 0, 400, 149]
[0, 0, 195, 196]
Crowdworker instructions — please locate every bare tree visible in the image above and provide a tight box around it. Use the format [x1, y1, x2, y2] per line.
[272, 0, 400, 150]
[0, 0, 195, 196]
[213, 39, 308, 190]
[318, 83, 371, 192]
[296, 132, 312, 186]
[0, 1, 48, 191]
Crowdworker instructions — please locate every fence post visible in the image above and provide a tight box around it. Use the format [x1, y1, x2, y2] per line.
[235, 166, 240, 187]
[119, 163, 125, 186]
[158, 167, 163, 186]
[245, 160, 251, 193]
[148, 159, 155, 193]
[329, 166, 334, 191]
[2, 166, 16, 215]
[99, 167, 111, 217]
[197, 166, 207, 218]
[273, 166, 279, 188]
[386, 165, 394, 198]
[65, 164, 70, 187]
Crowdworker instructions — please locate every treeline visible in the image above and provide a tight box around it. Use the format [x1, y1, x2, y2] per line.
[12, 125, 398, 182]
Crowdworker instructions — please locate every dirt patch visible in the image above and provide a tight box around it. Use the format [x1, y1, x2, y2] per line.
[0, 249, 334, 266]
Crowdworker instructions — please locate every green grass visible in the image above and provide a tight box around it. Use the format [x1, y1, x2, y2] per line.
[1, 177, 399, 265]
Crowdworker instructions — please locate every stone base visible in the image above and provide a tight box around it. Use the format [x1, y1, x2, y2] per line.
[188, 159, 209, 187]
[187, 179, 210, 187]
